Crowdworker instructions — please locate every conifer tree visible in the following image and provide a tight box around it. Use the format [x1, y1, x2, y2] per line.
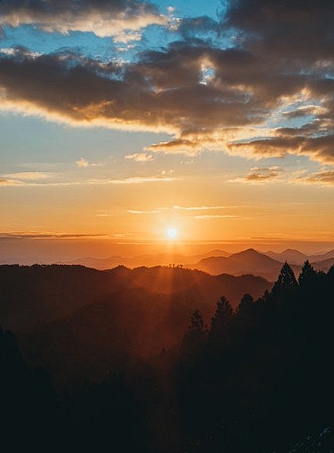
[237, 293, 254, 314]
[272, 262, 298, 293]
[298, 260, 316, 285]
[208, 296, 233, 353]
[180, 309, 207, 360]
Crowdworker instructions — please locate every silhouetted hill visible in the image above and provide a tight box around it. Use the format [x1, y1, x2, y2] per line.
[0, 264, 270, 381]
[61, 249, 230, 269]
[193, 248, 302, 280]
[312, 249, 334, 262]
[313, 257, 334, 272]
[265, 249, 309, 264]
[1, 260, 334, 453]
[0, 264, 127, 331]
[0, 264, 271, 333]
[265, 248, 334, 267]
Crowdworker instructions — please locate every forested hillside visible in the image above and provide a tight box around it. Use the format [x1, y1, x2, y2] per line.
[1, 261, 333, 452]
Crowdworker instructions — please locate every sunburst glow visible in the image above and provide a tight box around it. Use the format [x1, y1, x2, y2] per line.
[167, 227, 178, 239]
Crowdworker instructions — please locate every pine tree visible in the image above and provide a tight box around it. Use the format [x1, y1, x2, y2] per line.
[298, 260, 316, 285]
[208, 296, 233, 353]
[272, 262, 298, 293]
[180, 309, 207, 360]
[211, 296, 233, 332]
[237, 293, 254, 315]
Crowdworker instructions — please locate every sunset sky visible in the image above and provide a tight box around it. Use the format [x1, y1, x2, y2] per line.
[1, 0, 334, 261]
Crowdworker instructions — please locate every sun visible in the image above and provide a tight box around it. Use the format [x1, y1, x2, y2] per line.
[167, 227, 178, 239]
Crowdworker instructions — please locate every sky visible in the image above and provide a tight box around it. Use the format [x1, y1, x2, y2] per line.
[0, 0, 334, 261]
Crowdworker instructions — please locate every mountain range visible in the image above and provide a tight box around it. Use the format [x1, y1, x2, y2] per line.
[193, 248, 334, 280]
[0, 264, 271, 382]
[58, 247, 334, 280]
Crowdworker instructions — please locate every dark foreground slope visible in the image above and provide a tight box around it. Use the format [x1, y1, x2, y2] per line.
[0, 264, 271, 333]
[0, 265, 271, 381]
[1, 261, 334, 453]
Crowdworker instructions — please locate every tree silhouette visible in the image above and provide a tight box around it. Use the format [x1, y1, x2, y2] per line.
[237, 293, 254, 314]
[180, 309, 207, 360]
[210, 296, 233, 332]
[208, 296, 233, 354]
[298, 260, 316, 285]
[272, 262, 298, 293]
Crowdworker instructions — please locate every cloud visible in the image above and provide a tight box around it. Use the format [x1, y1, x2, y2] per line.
[173, 205, 232, 211]
[127, 209, 160, 214]
[109, 175, 177, 184]
[245, 173, 280, 182]
[283, 105, 327, 119]
[125, 205, 235, 214]
[224, 0, 334, 61]
[1, 0, 334, 170]
[231, 166, 283, 184]
[0, 232, 109, 239]
[227, 134, 334, 165]
[75, 158, 98, 168]
[296, 170, 334, 186]
[175, 16, 223, 39]
[194, 214, 236, 219]
[3, 171, 50, 180]
[0, 0, 167, 41]
[0, 174, 179, 187]
[0, 45, 290, 138]
[125, 153, 153, 162]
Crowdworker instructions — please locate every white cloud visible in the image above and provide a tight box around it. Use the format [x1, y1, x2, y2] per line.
[75, 158, 98, 168]
[125, 153, 153, 162]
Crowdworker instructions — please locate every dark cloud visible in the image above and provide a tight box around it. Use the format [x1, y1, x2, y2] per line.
[0, 45, 277, 133]
[228, 134, 334, 164]
[176, 16, 223, 39]
[0, 0, 334, 167]
[225, 0, 334, 60]
[0, 0, 165, 40]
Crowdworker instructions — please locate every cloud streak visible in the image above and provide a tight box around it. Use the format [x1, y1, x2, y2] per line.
[0, 173, 179, 187]
[127, 209, 160, 214]
[173, 205, 233, 211]
[0, 0, 167, 42]
[194, 214, 237, 219]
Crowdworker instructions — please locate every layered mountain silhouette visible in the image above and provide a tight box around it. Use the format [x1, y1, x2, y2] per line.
[192, 248, 334, 280]
[265, 248, 334, 265]
[192, 248, 301, 280]
[61, 249, 230, 269]
[265, 248, 309, 264]
[1, 260, 334, 452]
[0, 264, 271, 382]
[56, 247, 334, 279]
